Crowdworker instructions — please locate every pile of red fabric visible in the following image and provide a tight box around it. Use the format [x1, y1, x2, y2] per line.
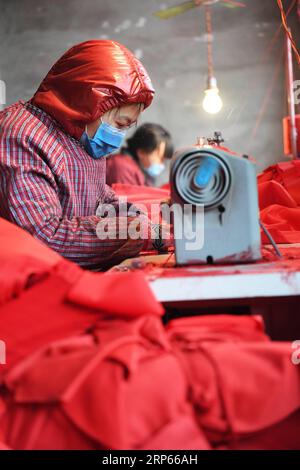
[0, 218, 209, 450]
[0, 171, 300, 449]
[167, 316, 300, 450]
[258, 160, 300, 244]
[1, 316, 211, 450]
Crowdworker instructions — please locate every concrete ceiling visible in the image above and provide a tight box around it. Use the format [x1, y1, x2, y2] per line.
[0, 0, 299, 171]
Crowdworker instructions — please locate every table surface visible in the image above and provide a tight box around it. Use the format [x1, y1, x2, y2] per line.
[115, 245, 300, 303]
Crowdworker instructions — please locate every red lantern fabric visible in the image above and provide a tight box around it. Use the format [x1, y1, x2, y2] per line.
[31, 40, 154, 140]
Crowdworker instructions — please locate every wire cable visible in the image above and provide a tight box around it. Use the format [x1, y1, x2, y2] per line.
[277, 0, 300, 66]
[204, 5, 214, 79]
[228, 0, 296, 131]
[259, 220, 283, 258]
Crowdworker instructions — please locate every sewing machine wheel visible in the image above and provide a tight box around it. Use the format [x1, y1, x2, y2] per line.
[173, 150, 232, 209]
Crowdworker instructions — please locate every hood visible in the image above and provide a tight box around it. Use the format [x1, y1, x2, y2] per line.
[31, 40, 155, 140]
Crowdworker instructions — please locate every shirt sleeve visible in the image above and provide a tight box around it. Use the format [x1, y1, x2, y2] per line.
[0, 152, 147, 270]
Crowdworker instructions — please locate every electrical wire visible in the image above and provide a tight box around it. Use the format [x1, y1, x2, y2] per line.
[245, 0, 298, 154]
[277, 0, 300, 66]
[228, 0, 296, 131]
[259, 220, 283, 258]
[262, 0, 297, 63]
[204, 5, 214, 79]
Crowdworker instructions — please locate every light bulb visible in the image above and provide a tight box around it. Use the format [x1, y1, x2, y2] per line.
[202, 76, 223, 115]
[202, 88, 223, 114]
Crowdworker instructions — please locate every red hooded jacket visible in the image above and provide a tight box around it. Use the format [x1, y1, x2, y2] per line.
[32, 40, 154, 140]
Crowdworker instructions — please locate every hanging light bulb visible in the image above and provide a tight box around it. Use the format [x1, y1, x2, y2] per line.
[202, 76, 223, 114]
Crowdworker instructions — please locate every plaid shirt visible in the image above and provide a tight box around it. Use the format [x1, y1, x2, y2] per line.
[0, 101, 146, 268]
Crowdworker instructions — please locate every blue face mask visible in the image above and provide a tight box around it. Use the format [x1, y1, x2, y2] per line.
[144, 163, 166, 178]
[81, 121, 126, 159]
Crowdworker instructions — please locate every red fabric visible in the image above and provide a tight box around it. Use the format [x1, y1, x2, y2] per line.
[106, 153, 146, 186]
[258, 161, 300, 243]
[2, 308, 300, 449]
[112, 183, 170, 203]
[66, 271, 164, 318]
[112, 183, 170, 223]
[31, 40, 154, 140]
[112, 183, 174, 253]
[0, 261, 92, 376]
[0, 218, 162, 377]
[167, 315, 300, 449]
[0, 263, 165, 376]
[1, 317, 210, 450]
[0, 217, 207, 450]
[0, 217, 60, 266]
[258, 161, 300, 204]
[258, 181, 297, 210]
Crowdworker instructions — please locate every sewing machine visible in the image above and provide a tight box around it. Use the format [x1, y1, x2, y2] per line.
[170, 132, 261, 265]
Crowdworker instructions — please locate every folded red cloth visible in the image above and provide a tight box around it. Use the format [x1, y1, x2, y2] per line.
[66, 271, 164, 318]
[1, 316, 210, 450]
[167, 315, 300, 449]
[259, 161, 300, 243]
[0, 218, 164, 377]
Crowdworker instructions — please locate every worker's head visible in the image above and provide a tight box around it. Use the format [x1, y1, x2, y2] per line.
[31, 40, 155, 146]
[86, 104, 144, 138]
[83, 103, 145, 159]
[125, 123, 174, 178]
